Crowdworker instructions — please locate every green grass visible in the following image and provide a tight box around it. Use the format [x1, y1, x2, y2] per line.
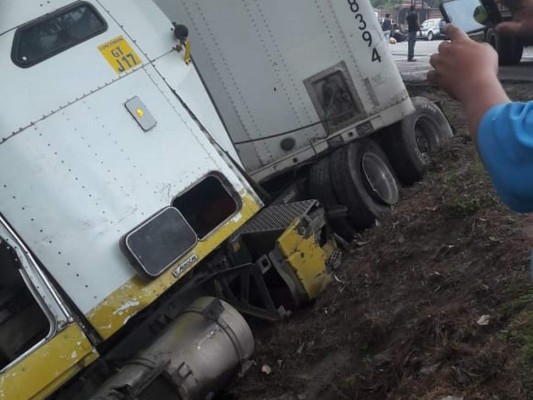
[443, 159, 496, 218]
[499, 304, 533, 395]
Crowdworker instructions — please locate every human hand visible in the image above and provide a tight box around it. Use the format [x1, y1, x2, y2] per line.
[497, 0, 533, 41]
[427, 24, 499, 102]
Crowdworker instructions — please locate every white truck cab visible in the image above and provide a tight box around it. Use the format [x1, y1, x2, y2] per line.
[0, 1, 265, 398]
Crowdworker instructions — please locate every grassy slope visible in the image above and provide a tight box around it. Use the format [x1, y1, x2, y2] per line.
[226, 84, 533, 400]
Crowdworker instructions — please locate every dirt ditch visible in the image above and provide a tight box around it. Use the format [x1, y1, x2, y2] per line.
[223, 82, 533, 400]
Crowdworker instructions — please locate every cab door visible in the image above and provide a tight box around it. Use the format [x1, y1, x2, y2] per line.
[0, 216, 99, 400]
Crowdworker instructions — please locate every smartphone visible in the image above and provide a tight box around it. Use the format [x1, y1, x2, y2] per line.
[440, 0, 507, 33]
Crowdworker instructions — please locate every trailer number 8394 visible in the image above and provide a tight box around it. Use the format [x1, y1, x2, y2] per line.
[347, 0, 382, 63]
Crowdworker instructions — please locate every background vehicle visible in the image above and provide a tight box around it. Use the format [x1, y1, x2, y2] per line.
[418, 18, 447, 40]
[0, 0, 453, 399]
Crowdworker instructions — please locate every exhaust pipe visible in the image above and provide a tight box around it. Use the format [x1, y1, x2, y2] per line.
[93, 297, 254, 400]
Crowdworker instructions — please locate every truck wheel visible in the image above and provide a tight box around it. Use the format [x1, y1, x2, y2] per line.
[486, 28, 523, 66]
[308, 157, 356, 241]
[330, 140, 399, 230]
[382, 96, 453, 185]
[427, 31, 433, 41]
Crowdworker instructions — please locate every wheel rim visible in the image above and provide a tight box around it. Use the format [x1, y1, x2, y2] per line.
[361, 152, 399, 205]
[413, 115, 441, 165]
[428, 32, 433, 40]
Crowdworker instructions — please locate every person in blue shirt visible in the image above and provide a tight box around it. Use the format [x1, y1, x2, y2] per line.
[427, 17, 533, 213]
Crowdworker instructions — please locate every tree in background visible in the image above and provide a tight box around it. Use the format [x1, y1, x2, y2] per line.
[370, 0, 399, 8]
[371, 0, 440, 10]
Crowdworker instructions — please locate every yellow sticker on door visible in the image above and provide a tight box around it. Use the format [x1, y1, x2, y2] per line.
[98, 36, 142, 75]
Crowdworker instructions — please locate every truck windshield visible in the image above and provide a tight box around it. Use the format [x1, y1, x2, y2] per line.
[12, 2, 107, 68]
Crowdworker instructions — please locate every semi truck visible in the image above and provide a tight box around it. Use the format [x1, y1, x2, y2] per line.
[0, 0, 452, 399]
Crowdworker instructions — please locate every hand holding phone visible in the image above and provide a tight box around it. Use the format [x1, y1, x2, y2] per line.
[428, 25, 499, 101]
[440, 0, 501, 33]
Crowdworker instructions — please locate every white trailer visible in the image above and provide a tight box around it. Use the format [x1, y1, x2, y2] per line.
[156, 0, 454, 235]
[157, 0, 414, 182]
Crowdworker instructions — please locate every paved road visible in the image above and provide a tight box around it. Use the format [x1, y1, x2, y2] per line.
[392, 39, 533, 82]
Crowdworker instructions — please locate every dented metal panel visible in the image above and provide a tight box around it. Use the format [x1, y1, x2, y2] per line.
[0, 63, 259, 319]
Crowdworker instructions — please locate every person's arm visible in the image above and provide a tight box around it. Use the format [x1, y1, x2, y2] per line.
[458, 80, 509, 144]
[427, 24, 533, 212]
[477, 103, 533, 212]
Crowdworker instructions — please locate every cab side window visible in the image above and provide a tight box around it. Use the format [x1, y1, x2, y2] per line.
[12, 2, 107, 68]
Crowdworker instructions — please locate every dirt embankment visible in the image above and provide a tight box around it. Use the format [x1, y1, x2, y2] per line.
[225, 83, 533, 400]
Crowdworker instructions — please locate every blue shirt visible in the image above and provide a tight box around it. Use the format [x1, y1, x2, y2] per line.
[478, 102, 533, 212]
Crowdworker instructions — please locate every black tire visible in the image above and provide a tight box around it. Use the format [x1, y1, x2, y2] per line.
[382, 96, 454, 185]
[330, 141, 399, 230]
[308, 157, 356, 241]
[427, 31, 434, 41]
[486, 28, 523, 66]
